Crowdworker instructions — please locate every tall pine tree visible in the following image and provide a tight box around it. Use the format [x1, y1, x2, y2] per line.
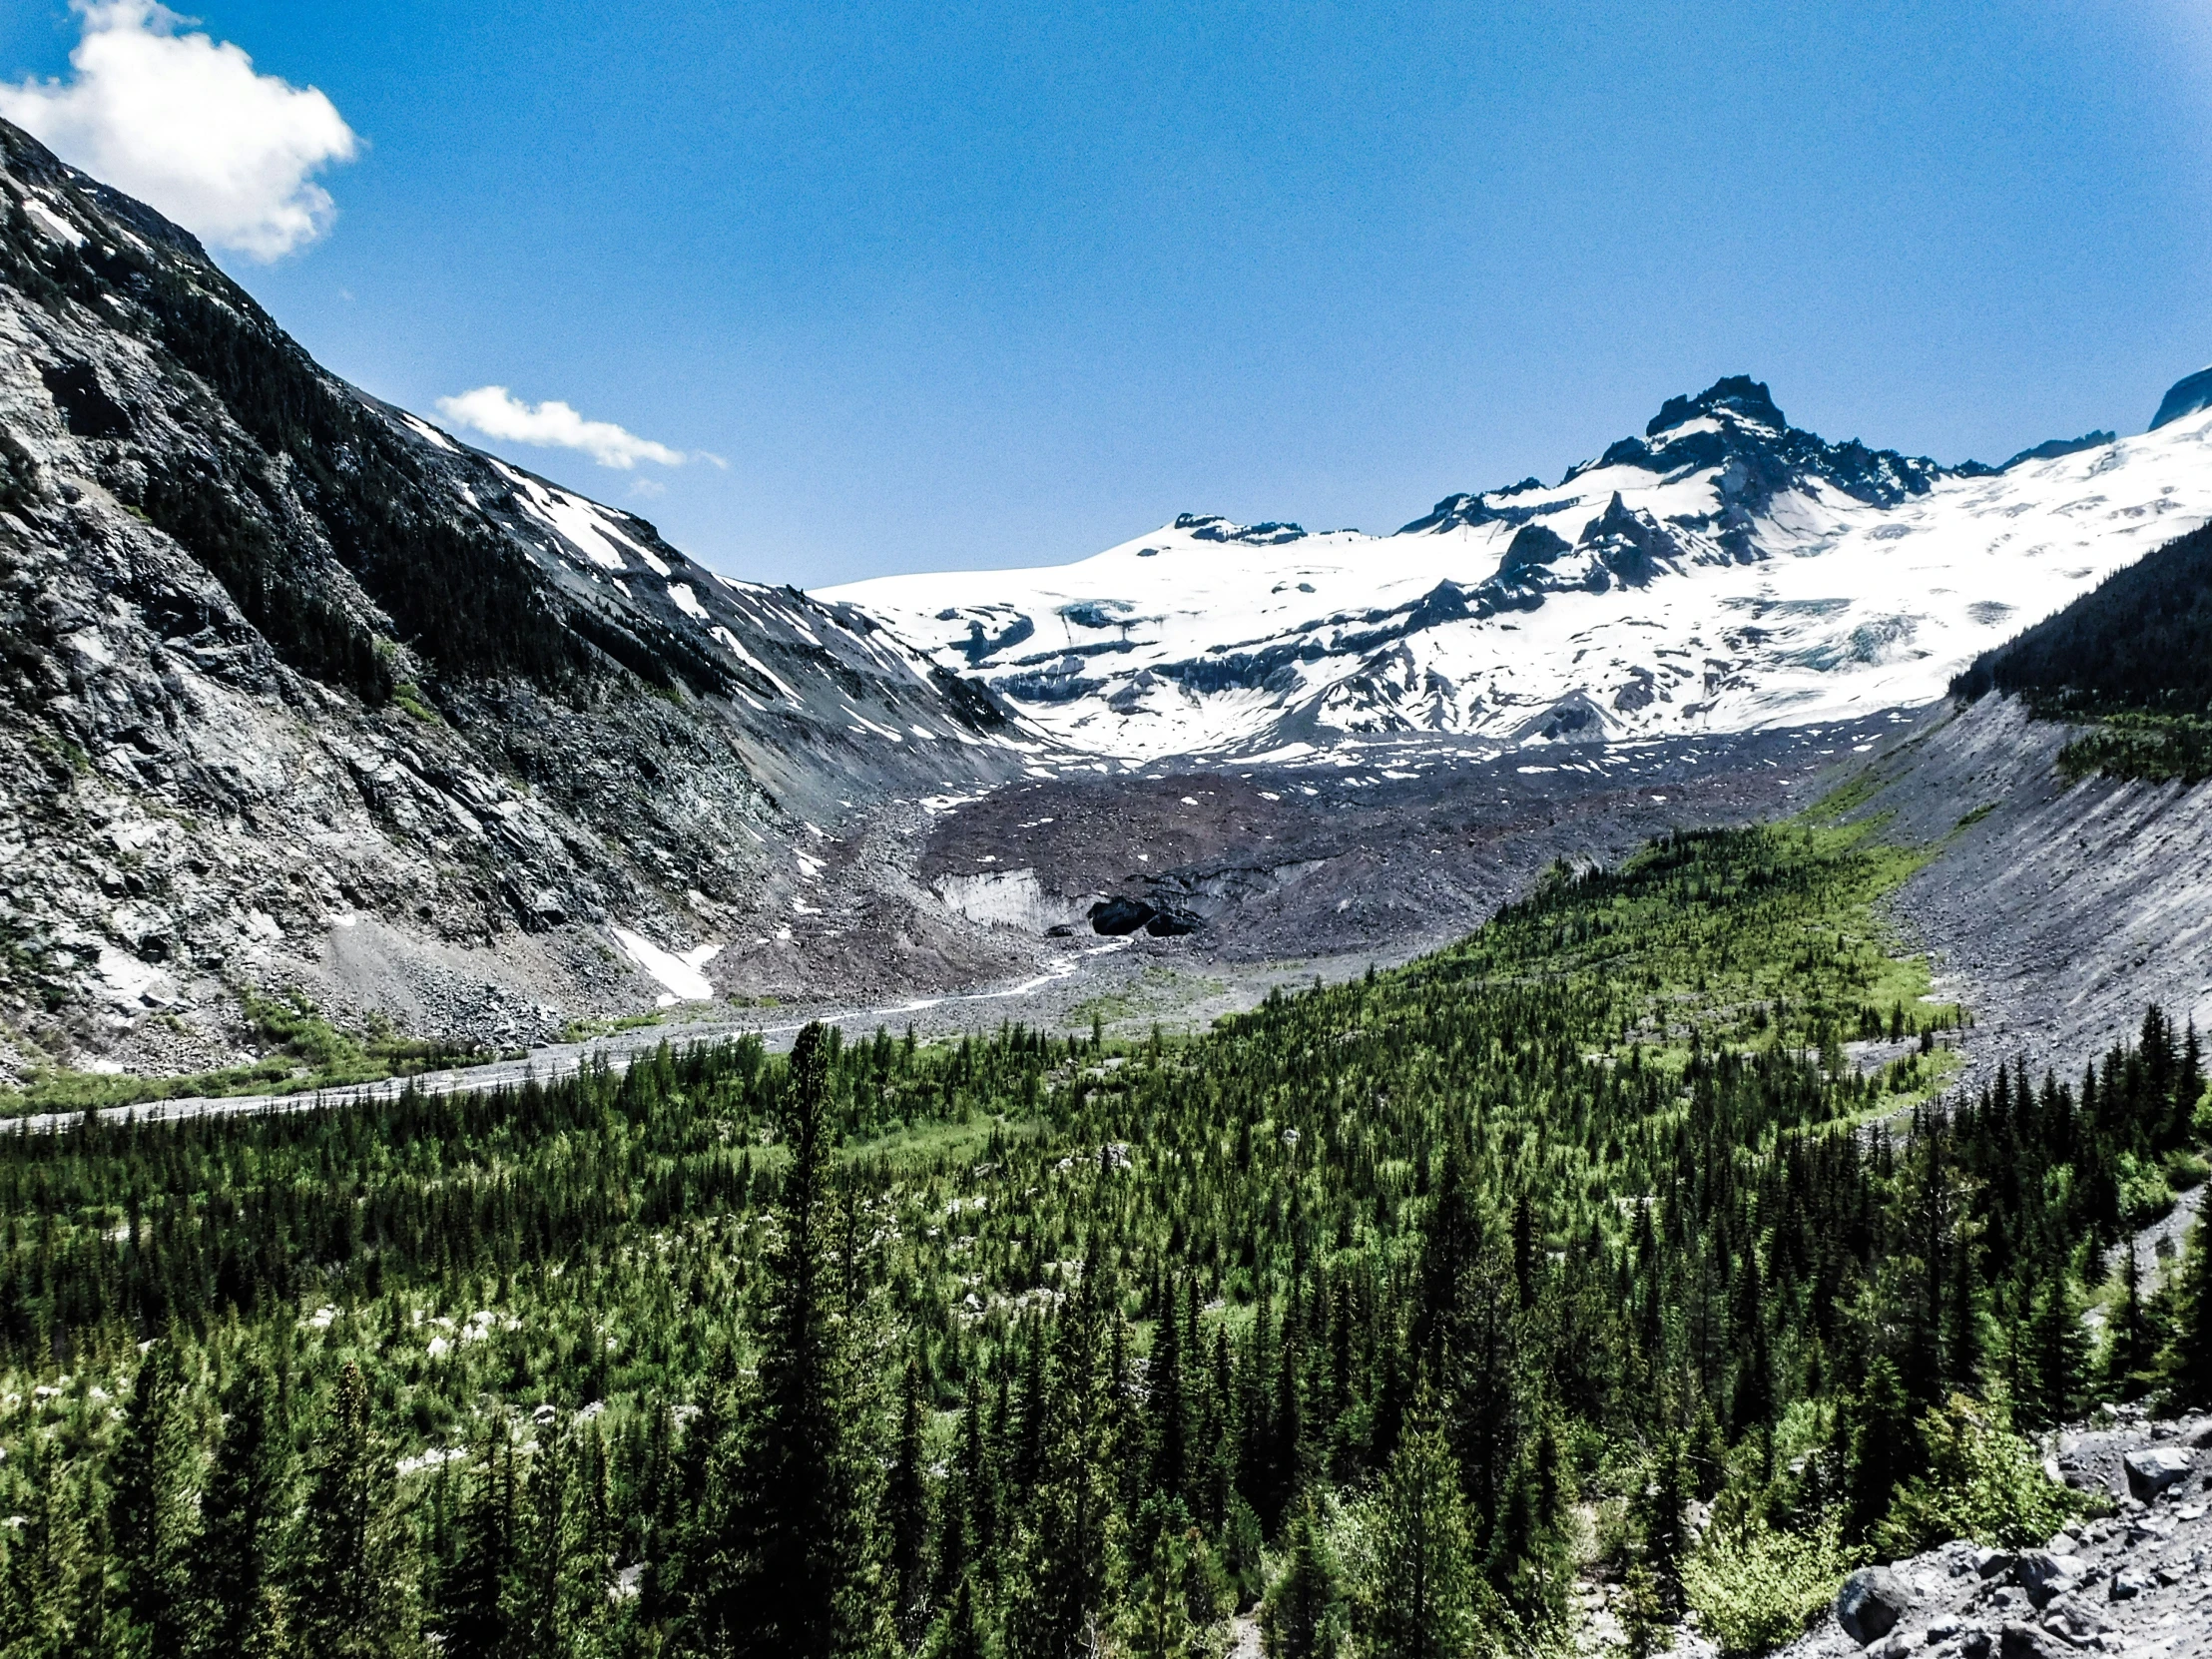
[190, 1358, 293, 1659]
[106, 1338, 195, 1659]
[293, 1362, 419, 1659]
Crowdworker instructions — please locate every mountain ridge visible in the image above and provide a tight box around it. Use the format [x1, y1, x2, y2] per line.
[833, 369, 2212, 761]
[0, 115, 1037, 1078]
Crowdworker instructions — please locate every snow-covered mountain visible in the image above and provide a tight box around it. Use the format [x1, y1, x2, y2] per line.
[832, 376, 2212, 761]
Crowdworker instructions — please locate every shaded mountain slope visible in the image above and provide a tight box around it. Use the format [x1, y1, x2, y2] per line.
[1953, 520, 2212, 716]
[0, 117, 1031, 1077]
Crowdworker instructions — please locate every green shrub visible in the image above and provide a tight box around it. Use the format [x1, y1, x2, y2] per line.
[2116, 1152, 2177, 1227]
[1878, 1395, 2094, 1556]
[1682, 1516, 1852, 1656]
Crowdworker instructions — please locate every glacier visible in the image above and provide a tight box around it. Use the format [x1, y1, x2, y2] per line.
[830, 376, 2212, 763]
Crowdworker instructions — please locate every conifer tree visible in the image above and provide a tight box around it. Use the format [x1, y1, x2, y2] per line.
[191, 1358, 293, 1659]
[1262, 1495, 1346, 1659]
[293, 1362, 419, 1659]
[2, 1434, 87, 1659]
[1118, 1494, 1207, 1659]
[1149, 1279, 1189, 1504]
[441, 1434, 517, 1659]
[1003, 1268, 1115, 1659]
[687, 1021, 890, 1659]
[927, 1574, 988, 1659]
[2022, 1263, 2091, 1430]
[1363, 1407, 1475, 1659]
[1488, 1417, 1572, 1632]
[886, 1358, 934, 1648]
[516, 1423, 587, 1659]
[1728, 1247, 1773, 1439]
[2167, 1217, 2212, 1409]
[1943, 1222, 1983, 1396]
[107, 1338, 195, 1659]
[1635, 1431, 1692, 1612]
[1840, 1357, 1912, 1544]
[2104, 1245, 2157, 1401]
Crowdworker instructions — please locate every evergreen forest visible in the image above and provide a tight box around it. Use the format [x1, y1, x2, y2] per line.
[1952, 520, 2212, 782]
[2, 813, 2209, 1659]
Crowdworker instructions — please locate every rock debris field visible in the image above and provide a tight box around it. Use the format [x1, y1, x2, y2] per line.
[1782, 1411, 2212, 1659]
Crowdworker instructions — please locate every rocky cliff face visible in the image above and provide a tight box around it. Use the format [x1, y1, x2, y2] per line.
[0, 118, 1031, 1077]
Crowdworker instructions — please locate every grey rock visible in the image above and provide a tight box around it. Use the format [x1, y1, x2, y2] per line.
[2105, 1570, 2149, 1603]
[2011, 1553, 2083, 1608]
[2042, 1598, 2109, 1640]
[1996, 1623, 2068, 1659]
[1973, 1549, 2017, 1581]
[1958, 1630, 1992, 1659]
[1839, 1567, 1916, 1644]
[2122, 1447, 2195, 1500]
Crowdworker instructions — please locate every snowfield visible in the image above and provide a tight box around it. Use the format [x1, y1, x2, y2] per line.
[830, 381, 2212, 762]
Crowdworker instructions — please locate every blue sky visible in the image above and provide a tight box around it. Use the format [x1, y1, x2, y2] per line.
[6, 2, 2212, 588]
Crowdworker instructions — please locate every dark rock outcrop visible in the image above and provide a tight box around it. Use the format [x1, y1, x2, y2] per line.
[1836, 1566, 1914, 1643]
[1088, 896, 1156, 935]
[2151, 364, 2212, 431]
[1086, 896, 1201, 937]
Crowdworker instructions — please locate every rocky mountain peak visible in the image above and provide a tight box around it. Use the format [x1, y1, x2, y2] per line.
[2151, 364, 2212, 432]
[1645, 373, 1788, 437]
[1173, 513, 1308, 546]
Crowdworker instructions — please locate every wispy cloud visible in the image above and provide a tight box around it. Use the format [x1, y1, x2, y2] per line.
[0, 3, 357, 262]
[435, 386, 688, 470]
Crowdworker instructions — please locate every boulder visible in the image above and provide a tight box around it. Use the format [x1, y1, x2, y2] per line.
[2122, 1446, 2195, 1500]
[2107, 1569, 2150, 1603]
[1972, 1548, 2016, 1581]
[1958, 1630, 1992, 1659]
[2011, 1552, 2082, 1608]
[1837, 1566, 1914, 1644]
[2042, 1597, 2109, 1641]
[1996, 1624, 2067, 1659]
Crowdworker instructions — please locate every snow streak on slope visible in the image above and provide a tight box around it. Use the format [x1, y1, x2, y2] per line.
[830, 380, 2212, 762]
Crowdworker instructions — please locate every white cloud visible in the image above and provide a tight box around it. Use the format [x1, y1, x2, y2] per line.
[435, 386, 688, 470]
[0, 2, 356, 262]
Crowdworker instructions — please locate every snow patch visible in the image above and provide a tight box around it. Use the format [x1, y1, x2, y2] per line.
[24, 196, 84, 246]
[608, 926, 723, 1001]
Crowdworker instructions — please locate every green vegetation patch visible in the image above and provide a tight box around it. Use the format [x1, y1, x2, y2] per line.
[1408, 819, 1961, 1084]
[0, 990, 484, 1116]
[2055, 711, 2212, 786]
[0, 815, 2205, 1657]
